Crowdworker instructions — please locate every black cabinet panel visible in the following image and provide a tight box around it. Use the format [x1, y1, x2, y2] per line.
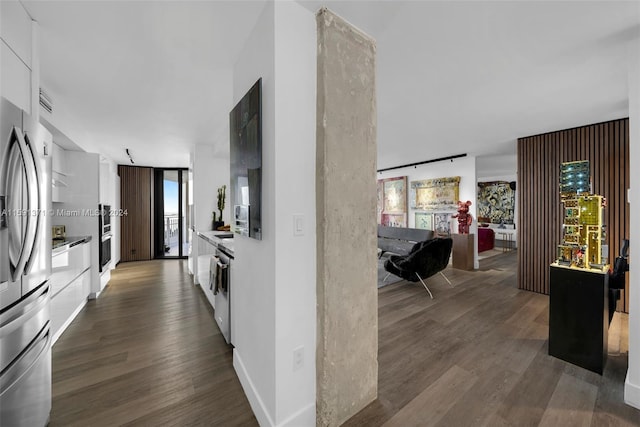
[549, 264, 608, 374]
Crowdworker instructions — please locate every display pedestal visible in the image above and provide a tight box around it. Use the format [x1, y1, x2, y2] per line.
[452, 233, 474, 271]
[549, 263, 609, 374]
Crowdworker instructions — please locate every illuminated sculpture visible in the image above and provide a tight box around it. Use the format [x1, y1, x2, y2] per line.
[556, 161, 608, 270]
[452, 200, 473, 234]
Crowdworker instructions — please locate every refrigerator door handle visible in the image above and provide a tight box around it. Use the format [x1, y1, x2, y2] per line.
[0, 322, 50, 394]
[0, 282, 50, 331]
[5, 137, 23, 274]
[4, 127, 39, 282]
[23, 134, 42, 275]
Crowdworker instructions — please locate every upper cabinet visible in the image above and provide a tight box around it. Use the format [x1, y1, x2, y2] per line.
[51, 143, 68, 203]
[0, 1, 32, 112]
[0, 1, 32, 68]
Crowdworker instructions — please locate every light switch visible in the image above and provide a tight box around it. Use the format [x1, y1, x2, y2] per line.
[293, 214, 304, 236]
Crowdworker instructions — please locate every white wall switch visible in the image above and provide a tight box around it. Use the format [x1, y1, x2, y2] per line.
[293, 214, 304, 236]
[293, 345, 304, 371]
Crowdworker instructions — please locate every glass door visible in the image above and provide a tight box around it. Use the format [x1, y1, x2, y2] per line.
[154, 169, 188, 258]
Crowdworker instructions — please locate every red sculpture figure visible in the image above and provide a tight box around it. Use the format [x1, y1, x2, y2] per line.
[453, 200, 473, 234]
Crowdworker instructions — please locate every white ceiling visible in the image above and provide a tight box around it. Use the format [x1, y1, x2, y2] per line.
[22, 0, 267, 167]
[21, 1, 639, 170]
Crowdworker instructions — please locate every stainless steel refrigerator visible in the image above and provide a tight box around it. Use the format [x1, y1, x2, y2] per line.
[0, 97, 52, 426]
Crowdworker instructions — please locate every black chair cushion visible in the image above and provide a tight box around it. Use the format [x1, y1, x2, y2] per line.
[384, 238, 453, 283]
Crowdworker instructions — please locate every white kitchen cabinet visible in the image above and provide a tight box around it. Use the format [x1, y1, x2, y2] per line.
[51, 143, 68, 203]
[0, 43, 30, 112]
[0, 0, 32, 69]
[0, 0, 32, 112]
[50, 241, 91, 345]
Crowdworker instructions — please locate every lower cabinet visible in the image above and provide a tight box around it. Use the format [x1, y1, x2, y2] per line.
[51, 269, 90, 345]
[50, 242, 92, 345]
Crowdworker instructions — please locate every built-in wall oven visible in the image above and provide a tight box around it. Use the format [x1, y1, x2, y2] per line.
[100, 235, 111, 272]
[98, 204, 112, 272]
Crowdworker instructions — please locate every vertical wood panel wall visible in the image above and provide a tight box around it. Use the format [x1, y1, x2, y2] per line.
[518, 118, 630, 312]
[119, 165, 153, 262]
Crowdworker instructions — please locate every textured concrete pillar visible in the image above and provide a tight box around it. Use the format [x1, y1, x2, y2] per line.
[316, 8, 377, 427]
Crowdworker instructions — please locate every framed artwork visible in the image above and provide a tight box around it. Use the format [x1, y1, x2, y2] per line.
[383, 176, 407, 214]
[382, 213, 406, 228]
[477, 181, 515, 225]
[433, 212, 452, 236]
[415, 212, 433, 230]
[377, 180, 384, 225]
[410, 176, 460, 211]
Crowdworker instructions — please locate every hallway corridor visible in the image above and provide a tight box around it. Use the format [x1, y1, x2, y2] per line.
[49, 260, 257, 426]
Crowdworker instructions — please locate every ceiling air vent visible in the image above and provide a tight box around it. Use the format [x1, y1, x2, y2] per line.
[39, 88, 53, 114]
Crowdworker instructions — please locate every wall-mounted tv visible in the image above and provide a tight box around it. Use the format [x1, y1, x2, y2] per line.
[230, 78, 262, 240]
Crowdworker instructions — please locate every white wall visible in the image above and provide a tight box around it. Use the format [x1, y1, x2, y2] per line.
[231, 2, 277, 424]
[378, 155, 479, 268]
[272, 2, 316, 425]
[189, 143, 230, 284]
[192, 143, 230, 232]
[231, 2, 316, 426]
[625, 5, 640, 409]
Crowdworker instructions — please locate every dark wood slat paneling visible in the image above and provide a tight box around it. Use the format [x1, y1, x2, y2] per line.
[119, 165, 153, 262]
[517, 118, 630, 312]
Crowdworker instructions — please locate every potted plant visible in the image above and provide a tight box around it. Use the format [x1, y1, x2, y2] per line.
[212, 185, 226, 230]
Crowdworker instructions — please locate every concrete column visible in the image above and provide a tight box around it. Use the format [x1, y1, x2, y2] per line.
[316, 8, 377, 427]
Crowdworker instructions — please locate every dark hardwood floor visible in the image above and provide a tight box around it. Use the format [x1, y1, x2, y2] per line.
[345, 250, 640, 427]
[51, 253, 639, 426]
[50, 260, 258, 427]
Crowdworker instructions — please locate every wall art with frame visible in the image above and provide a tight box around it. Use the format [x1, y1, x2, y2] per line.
[410, 176, 460, 211]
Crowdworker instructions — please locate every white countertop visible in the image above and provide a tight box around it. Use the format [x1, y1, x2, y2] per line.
[197, 230, 235, 257]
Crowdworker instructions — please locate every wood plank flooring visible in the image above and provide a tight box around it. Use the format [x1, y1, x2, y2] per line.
[345, 251, 640, 427]
[49, 260, 258, 427]
[51, 254, 639, 426]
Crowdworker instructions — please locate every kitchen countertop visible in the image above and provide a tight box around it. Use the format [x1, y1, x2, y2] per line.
[197, 230, 234, 257]
[52, 235, 92, 253]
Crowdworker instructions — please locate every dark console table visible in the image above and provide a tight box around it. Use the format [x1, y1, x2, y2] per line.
[548, 263, 609, 374]
[452, 233, 474, 271]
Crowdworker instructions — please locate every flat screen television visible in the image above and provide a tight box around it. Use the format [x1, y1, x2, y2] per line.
[230, 78, 262, 240]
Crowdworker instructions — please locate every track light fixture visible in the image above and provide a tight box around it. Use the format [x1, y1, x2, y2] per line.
[376, 153, 466, 173]
[126, 148, 134, 164]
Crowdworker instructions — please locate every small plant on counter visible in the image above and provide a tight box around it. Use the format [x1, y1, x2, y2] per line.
[217, 185, 226, 224]
[212, 185, 226, 230]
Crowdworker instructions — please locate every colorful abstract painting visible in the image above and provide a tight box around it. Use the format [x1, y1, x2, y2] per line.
[410, 176, 460, 211]
[383, 176, 408, 214]
[477, 181, 515, 224]
[415, 212, 433, 230]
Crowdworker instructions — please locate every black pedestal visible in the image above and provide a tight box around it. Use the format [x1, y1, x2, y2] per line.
[549, 264, 609, 374]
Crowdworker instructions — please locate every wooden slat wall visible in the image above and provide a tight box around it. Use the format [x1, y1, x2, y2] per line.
[119, 165, 153, 262]
[517, 118, 630, 312]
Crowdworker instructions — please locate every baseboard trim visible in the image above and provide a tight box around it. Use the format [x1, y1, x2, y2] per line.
[625, 373, 640, 409]
[278, 402, 315, 427]
[234, 350, 276, 427]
